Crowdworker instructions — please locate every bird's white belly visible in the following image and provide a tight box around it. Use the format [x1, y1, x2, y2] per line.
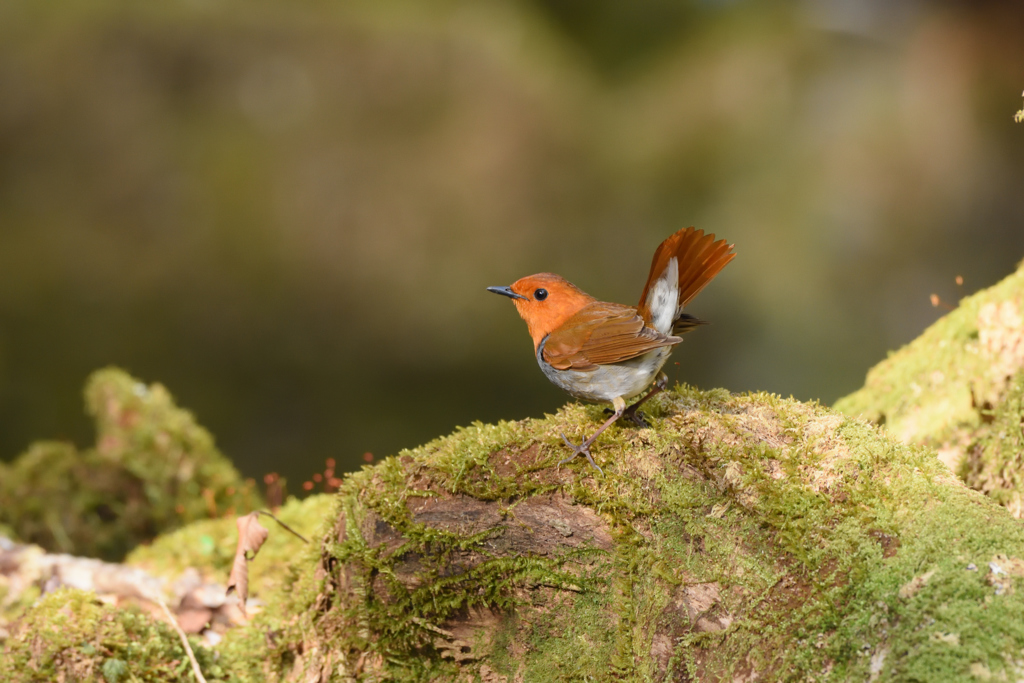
[536, 340, 671, 403]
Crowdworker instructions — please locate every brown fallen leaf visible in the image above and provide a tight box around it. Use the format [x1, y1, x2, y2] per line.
[226, 512, 269, 617]
[224, 510, 309, 617]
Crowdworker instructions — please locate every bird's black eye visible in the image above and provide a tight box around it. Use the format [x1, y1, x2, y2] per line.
[534, 288, 548, 301]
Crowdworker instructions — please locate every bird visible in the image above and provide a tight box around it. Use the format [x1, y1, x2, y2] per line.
[487, 226, 735, 474]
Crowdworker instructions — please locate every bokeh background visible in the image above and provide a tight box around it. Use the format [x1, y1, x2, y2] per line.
[1, 0, 1023, 486]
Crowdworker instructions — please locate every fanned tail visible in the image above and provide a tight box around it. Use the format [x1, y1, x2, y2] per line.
[637, 227, 735, 325]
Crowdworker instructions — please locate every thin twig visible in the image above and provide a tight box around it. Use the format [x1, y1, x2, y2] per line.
[255, 509, 310, 544]
[156, 596, 208, 683]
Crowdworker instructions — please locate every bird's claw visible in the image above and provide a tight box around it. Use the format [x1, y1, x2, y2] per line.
[606, 406, 651, 428]
[557, 433, 604, 475]
[623, 409, 650, 428]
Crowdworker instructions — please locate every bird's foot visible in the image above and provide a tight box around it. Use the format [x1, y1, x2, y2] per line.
[557, 433, 604, 475]
[623, 407, 651, 428]
[606, 406, 651, 428]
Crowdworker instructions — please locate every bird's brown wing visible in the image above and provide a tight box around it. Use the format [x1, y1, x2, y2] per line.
[542, 302, 681, 371]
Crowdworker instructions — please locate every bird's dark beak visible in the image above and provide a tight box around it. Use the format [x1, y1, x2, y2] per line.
[487, 285, 527, 300]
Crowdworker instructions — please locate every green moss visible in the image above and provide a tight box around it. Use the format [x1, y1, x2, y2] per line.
[0, 588, 224, 682]
[313, 467, 586, 671]
[0, 368, 261, 560]
[835, 260, 1024, 516]
[960, 370, 1024, 515]
[1, 576, 41, 633]
[518, 589, 619, 681]
[84, 367, 262, 527]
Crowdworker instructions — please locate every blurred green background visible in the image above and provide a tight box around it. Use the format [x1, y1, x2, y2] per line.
[1, 0, 1023, 486]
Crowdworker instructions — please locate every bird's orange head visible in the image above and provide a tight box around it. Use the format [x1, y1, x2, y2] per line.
[488, 273, 595, 351]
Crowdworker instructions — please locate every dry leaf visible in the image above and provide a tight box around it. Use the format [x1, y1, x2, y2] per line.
[226, 512, 269, 616]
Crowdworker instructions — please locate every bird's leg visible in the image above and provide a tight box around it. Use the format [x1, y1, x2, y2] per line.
[559, 396, 626, 474]
[613, 372, 669, 428]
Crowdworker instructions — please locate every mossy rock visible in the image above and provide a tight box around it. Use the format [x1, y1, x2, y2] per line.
[0, 368, 261, 561]
[835, 260, 1024, 515]
[215, 386, 1024, 682]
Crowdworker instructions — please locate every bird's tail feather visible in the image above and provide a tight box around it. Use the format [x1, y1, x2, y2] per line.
[672, 312, 709, 336]
[637, 227, 735, 324]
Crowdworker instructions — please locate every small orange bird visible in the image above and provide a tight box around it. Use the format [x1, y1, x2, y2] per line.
[488, 226, 735, 473]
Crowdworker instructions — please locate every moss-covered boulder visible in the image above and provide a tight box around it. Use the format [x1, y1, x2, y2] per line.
[216, 386, 1024, 682]
[0, 368, 260, 560]
[835, 260, 1024, 515]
